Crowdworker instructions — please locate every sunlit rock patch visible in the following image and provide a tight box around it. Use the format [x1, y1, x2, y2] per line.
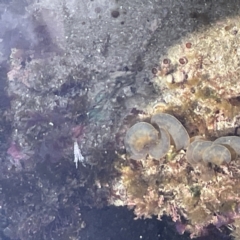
[151, 16, 240, 139]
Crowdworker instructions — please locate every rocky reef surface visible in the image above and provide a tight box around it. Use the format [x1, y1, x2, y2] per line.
[0, 0, 240, 239]
[117, 8, 240, 239]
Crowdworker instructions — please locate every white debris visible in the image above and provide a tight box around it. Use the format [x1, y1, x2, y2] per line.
[74, 141, 85, 168]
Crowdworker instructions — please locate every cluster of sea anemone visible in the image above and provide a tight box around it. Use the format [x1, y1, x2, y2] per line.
[125, 113, 240, 167]
[187, 136, 240, 166]
[121, 112, 240, 238]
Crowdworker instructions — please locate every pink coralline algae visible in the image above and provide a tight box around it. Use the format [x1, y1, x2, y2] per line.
[72, 125, 85, 139]
[7, 142, 27, 161]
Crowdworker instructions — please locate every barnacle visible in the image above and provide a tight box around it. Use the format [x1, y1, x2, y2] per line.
[160, 58, 172, 75]
[185, 42, 192, 49]
[179, 57, 188, 65]
[152, 67, 158, 75]
[124, 122, 170, 160]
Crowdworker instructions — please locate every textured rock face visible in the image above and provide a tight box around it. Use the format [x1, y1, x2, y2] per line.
[118, 8, 240, 238]
[0, 0, 240, 239]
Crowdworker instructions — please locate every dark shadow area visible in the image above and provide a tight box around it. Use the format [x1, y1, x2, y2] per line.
[80, 206, 232, 240]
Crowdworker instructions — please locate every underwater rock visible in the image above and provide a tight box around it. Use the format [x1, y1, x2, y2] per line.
[119, 7, 240, 239]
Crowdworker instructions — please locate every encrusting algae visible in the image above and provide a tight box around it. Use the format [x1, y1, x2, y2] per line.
[117, 16, 240, 239]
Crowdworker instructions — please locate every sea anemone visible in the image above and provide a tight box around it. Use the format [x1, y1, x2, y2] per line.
[151, 113, 190, 151]
[124, 122, 170, 160]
